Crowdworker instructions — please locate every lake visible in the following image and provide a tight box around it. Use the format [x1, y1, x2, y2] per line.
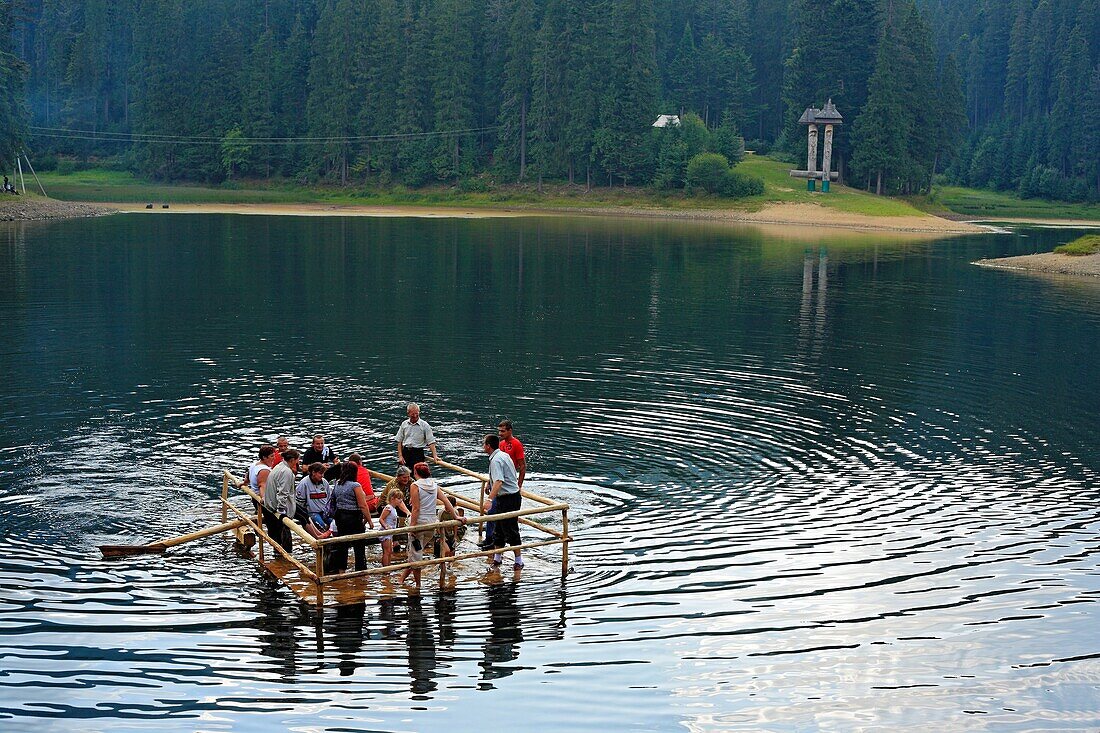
[0, 213, 1098, 732]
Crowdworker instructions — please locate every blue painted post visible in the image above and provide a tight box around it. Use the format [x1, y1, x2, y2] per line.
[808, 180, 816, 191]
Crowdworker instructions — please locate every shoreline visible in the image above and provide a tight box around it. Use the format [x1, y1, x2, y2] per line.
[108, 200, 984, 235]
[974, 251, 1100, 278]
[0, 196, 114, 221]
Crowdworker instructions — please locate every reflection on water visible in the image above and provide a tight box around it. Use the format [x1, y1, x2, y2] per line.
[0, 214, 1098, 731]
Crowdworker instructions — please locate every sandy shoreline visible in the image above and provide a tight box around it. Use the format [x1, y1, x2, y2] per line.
[974, 251, 1100, 277]
[110, 200, 984, 234]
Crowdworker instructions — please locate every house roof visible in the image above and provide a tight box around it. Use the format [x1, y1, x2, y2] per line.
[652, 114, 681, 128]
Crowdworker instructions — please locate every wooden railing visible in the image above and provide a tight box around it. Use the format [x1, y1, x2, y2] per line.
[220, 457, 571, 603]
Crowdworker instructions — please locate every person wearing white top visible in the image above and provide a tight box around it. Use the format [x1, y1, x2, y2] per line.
[399, 462, 464, 590]
[396, 403, 439, 468]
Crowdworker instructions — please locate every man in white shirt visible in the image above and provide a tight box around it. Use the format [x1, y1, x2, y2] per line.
[396, 402, 439, 468]
[482, 434, 523, 568]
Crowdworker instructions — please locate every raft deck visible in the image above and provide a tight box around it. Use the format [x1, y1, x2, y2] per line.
[221, 459, 571, 606]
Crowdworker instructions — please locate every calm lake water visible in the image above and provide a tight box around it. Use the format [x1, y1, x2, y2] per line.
[0, 213, 1098, 732]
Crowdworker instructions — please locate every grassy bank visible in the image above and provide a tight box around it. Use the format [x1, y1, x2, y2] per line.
[35, 155, 935, 219]
[919, 186, 1100, 221]
[1054, 234, 1100, 256]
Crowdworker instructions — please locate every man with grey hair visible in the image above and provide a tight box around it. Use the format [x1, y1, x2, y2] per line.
[396, 403, 438, 468]
[263, 449, 299, 552]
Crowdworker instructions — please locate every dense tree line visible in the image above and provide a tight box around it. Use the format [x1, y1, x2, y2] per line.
[1, 1, 27, 171]
[921, 0, 1100, 200]
[9, 0, 1088, 202]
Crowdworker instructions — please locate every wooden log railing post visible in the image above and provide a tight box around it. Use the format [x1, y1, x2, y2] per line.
[221, 472, 230, 523]
[221, 461, 571, 603]
[478, 480, 487, 542]
[256, 493, 265, 564]
[561, 508, 570, 578]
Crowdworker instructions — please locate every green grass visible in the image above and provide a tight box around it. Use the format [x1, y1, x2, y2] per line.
[34, 159, 1100, 224]
[1053, 234, 1100, 256]
[919, 185, 1100, 221]
[34, 156, 935, 219]
[734, 155, 928, 216]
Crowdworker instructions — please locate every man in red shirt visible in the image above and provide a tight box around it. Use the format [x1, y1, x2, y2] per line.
[497, 420, 526, 488]
[347, 453, 380, 513]
[480, 420, 526, 550]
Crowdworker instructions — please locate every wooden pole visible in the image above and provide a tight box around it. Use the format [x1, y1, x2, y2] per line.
[314, 502, 568, 547]
[99, 518, 247, 557]
[320, 537, 564, 582]
[16, 156, 25, 194]
[443, 487, 559, 537]
[239, 484, 318, 547]
[223, 498, 319, 582]
[221, 473, 230, 523]
[159, 519, 246, 548]
[561, 508, 570, 578]
[822, 124, 834, 193]
[478, 480, 486, 542]
[23, 155, 47, 197]
[256, 493, 265, 565]
[431, 457, 556, 506]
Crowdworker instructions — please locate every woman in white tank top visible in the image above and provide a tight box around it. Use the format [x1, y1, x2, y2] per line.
[400, 462, 465, 589]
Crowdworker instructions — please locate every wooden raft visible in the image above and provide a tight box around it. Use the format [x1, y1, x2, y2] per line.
[221, 458, 572, 606]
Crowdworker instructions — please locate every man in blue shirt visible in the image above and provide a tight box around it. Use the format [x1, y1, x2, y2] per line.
[482, 434, 523, 568]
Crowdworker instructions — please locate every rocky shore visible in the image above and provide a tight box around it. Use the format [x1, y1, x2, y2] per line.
[0, 195, 113, 221]
[974, 252, 1100, 277]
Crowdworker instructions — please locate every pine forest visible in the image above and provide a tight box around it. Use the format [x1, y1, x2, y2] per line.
[2, 0, 1098, 201]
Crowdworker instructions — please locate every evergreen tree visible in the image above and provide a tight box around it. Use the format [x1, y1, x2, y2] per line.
[932, 53, 968, 184]
[0, 0, 28, 171]
[430, 0, 478, 180]
[1082, 67, 1100, 196]
[850, 8, 908, 194]
[495, 0, 538, 180]
[595, 0, 659, 185]
[666, 22, 698, 113]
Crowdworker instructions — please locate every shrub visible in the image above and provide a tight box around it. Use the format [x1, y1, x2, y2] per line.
[722, 170, 764, 198]
[680, 113, 710, 160]
[709, 114, 745, 165]
[686, 152, 730, 194]
[1054, 234, 1100, 256]
[55, 158, 77, 175]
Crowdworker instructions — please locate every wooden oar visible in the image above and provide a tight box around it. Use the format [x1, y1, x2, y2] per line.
[99, 518, 247, 558]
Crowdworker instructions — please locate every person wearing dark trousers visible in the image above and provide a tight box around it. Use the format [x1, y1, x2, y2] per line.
[480, 420, 527, 550]
[328, 462, 375, 573]
[482, 434, 523, 569]
[262, 450, 300, 552]
[396, 402, 438, 469]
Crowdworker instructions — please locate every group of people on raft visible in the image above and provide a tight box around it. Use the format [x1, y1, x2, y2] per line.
[245, 403, 527, 588]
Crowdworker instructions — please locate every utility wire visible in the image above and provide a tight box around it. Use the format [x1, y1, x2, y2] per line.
[29, 125, 501, 145]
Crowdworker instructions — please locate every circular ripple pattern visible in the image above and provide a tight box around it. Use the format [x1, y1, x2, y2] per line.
[0, 215, 1098, 732]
